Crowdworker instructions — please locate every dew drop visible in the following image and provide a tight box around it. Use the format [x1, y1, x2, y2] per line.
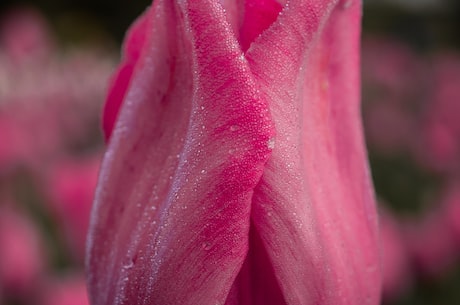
[123, 259, 135, 270]
[341, 0, 352, 9]
[202, 242, 212, 251]
[267, 137, 276, 150]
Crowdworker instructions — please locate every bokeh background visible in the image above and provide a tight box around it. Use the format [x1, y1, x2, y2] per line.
[0, 0, 459, 304]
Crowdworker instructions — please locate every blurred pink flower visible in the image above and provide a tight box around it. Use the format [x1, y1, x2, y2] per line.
[361, 38, 425, 156]
[443, 184, 460, 244]
[0, 8, 114, 169]
[87, 1, 380, 304]
[46, 156, 101, 261]
[362, 38, 460, 174]
[379, 210, 412, 300]
[0, 8, 111, 305]
[417, 55, 460, 172]
[0, 7, 53, 64]
[0, 205, 45, 300]
[364, 99, 416, 155]
[405, 210, 457, 277]
[41, 274, 89, 305]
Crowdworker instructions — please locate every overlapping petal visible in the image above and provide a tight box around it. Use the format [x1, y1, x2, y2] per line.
[87, 1, 274, 304]
[227, 1, 380, 304]
[87, 1, 381, 304]
[102, 9, 149, 141]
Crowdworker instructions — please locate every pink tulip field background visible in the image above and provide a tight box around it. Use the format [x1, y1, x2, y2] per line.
[0, 1, 459, 305]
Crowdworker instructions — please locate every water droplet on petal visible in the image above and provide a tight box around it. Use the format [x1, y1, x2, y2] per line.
[267, 137, 276, 150]
[341, 0, 352, 9]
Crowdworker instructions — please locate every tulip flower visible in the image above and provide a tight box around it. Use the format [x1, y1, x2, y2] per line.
[86, 0, 381, 304]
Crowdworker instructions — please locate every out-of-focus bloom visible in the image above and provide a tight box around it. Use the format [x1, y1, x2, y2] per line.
[46, 156, 101, 261]
[0, 205, 45, 300]
[362, 36, 460, 303]
[0, 7, 111, 305]
[444, 184, 460, 243]
[362, 39, 460, 174]
[418, 55, 460, 173]
[405, 210, 457, 277]
[0, 8, 113, 169]
[361, 38, 423, 156]
[0, 8, 53, 64]
[379, 210, 412, 300]
[87, 1, 381, 304]
[402, 184, 460, 278]
[41, 274, 89, 305]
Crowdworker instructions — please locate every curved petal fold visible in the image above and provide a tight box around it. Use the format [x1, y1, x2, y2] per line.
[241, 0, 381, 304]
[87, 1, 273, 304]
[102, 9, 149, 141]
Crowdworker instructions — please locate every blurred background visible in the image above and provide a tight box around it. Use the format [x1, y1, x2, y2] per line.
[0, 0, 459, 304]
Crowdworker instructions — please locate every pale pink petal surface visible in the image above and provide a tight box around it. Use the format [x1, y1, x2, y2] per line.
[237, 1, 380, 304]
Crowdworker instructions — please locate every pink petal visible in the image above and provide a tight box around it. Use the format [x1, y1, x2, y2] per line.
[102, 9, 149, 141]
[238, 0, 282, 52]
[235, 0, 381, 303]
[86, 1, 273, 304]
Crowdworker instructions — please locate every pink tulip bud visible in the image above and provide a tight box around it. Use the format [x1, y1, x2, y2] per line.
[87, 1, 381, 304]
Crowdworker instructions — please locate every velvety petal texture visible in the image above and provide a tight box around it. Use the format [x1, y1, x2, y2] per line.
[87, 1, 381, 305]
[235, 1, 380, 304]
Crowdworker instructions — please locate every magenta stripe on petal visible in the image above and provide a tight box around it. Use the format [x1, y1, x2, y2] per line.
[87, 0, 273, 304]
